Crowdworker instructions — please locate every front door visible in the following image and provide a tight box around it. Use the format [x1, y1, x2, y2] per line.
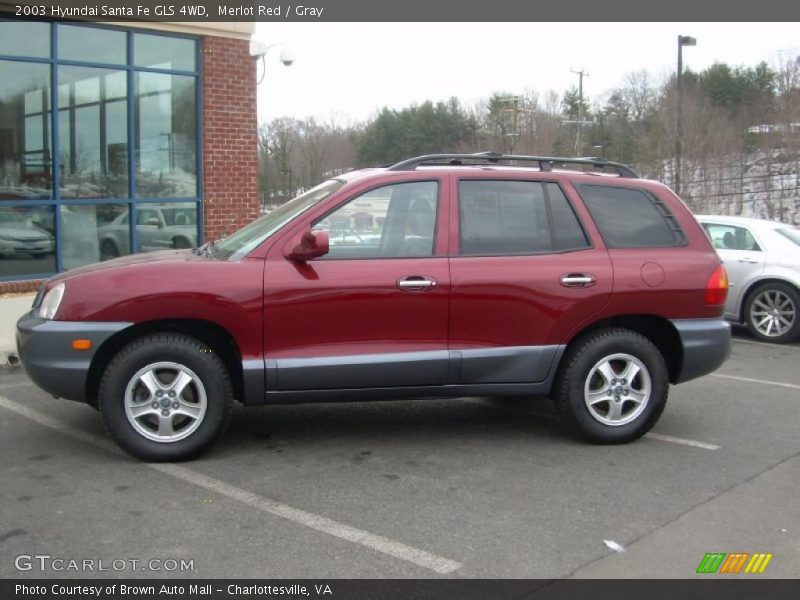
[263, 179, 450, 391]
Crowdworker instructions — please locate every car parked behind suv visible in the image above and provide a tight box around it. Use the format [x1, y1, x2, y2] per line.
[17, 153, 731, 461]
[696, 215, 800, 343]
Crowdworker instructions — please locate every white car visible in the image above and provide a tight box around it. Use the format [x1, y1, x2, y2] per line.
[0, 212, 54, 259]
[696, 215, 800, 343]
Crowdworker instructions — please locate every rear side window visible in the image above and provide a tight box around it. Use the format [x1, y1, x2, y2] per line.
[458, 180, 589, 255]
[577, 184, 686, 248]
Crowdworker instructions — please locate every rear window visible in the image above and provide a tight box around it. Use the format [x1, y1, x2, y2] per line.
[576, 184, 685, 248]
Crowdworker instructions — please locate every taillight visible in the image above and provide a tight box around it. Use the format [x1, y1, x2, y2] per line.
[705, 265, 729, 305]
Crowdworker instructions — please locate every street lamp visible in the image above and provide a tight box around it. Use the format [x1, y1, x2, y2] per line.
[676, 34, 696, 196]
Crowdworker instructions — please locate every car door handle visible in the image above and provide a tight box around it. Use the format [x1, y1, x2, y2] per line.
[397, 276, 437, 290]
[738, 258, 760, 264]
[559, 273, 597, 287]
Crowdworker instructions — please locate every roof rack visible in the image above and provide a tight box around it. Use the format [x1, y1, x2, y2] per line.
[386, 151, 639, 178]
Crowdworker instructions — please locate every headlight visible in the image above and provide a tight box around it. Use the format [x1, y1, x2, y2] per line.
[38, 282, 65, 320]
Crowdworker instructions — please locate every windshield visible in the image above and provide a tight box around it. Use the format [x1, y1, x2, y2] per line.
[777, 227, 800, 247]
[210, 179, 345, 261]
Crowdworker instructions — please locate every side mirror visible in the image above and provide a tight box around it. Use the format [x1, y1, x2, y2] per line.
[287, 229, 329, 262]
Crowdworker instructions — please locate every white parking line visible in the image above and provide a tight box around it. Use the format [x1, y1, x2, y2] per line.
[0, 395, 462, 575]
[711, 373, 800, 391]
[732, 338, 800, 351]
[466, 398, 719, 450]
[644, 432, 720, 451]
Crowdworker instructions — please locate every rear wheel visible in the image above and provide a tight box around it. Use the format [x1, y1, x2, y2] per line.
[552, 329, 668, 443]
[99, 333, 233, 461]
[744, 282, 800, 343]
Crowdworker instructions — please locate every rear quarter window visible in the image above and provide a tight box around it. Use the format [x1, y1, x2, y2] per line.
[576, 184, 686, 248]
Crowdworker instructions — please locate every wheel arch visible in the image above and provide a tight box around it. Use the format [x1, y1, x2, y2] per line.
[562, 315, 683, 384]
[86, 319, 244, 409]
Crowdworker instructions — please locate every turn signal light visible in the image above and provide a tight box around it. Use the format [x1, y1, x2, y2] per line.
[705, 265, 729, 305]
[71, 339, 92, 351]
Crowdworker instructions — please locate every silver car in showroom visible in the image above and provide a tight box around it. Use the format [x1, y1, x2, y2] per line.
[696, 215, 800, 343]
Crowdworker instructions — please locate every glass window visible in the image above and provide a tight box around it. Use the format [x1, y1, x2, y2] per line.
[135, 72, 196, 198]
[62, 204, 130, 269]
[459, 180, 551, 255]
[702, 223, 761, 251]
[212, 180, 344, 261]
[134, 34, 196, 71]
[313, 181, 439, 259]
[577, 185, 683, 248]
[0, 21, 50, 58]
[58, 66, 129, 199]
[546, 183, 589, 251]
[777, 227, 800, 246]
[58, 25, 126, 65]
[0, 60, 51, 200]
[135, 202, 197, 252]
[0, 205, 55, 277]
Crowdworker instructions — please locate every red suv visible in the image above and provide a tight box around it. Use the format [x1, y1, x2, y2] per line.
[17, 153, 731, 461]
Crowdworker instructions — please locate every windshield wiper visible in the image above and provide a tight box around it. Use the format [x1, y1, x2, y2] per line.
[193, 240, 218, 257]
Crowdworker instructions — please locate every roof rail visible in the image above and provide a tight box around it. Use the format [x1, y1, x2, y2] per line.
[386, 151, 639, 178]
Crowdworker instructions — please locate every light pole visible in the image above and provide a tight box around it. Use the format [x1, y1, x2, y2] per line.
[676, 34, 696, 197]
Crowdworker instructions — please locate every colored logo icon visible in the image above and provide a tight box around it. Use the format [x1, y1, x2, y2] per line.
[696, 552, 773, 574]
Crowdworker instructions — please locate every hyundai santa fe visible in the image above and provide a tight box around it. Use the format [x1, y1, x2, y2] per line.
[17, 153, 732, 461]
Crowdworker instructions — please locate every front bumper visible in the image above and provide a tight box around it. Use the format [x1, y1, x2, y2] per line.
[671, 318, 732, 383]
[16, 312, 130, 403]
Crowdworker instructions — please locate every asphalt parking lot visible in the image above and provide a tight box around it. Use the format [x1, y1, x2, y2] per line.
[1, 326, 798, 580]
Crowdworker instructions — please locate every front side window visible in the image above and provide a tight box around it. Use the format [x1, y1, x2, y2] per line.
[577, 184, 685, 248]
[702, 223, 761, 251]
[313, 181, 439, 259]
[212, 179, 345, 261]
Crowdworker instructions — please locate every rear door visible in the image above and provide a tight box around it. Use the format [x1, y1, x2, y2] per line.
[448, 175, 613, 384]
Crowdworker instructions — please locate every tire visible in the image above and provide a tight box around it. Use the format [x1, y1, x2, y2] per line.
[173, 237, 192, 249]
[744, 282, 800, 344]
[98, 333, 233, 461]
[552, 328, 669, 444]
[100, 239, 120, 261]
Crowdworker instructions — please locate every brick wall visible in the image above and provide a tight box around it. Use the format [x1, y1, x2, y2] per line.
[201, 35, 259, 243]
[0, 279, 43, 295]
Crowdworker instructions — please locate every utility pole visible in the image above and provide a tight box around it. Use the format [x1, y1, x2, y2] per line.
[570, 68, 589, 154]
[498, 95, 532, 154]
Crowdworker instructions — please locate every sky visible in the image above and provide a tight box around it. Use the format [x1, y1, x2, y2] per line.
[253, 22, 800, 125]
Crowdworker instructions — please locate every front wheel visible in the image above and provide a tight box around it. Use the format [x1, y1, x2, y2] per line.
[744, 282, 800, 343]
[99, 333, 233, 461]
[552, 329, 669, 444]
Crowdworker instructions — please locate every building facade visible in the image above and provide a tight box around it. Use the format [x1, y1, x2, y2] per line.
[0, 15, 258, 292]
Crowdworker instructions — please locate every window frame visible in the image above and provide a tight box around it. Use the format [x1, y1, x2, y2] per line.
[455, 178, 593, 258]
[0, 19, 202, 281]
[573, 183, 688, 250]
[311, 179, 442, 261]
